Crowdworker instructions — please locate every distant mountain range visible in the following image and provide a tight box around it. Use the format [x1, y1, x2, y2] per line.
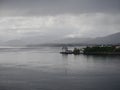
[53, 38, 92, 44]
[50, 32, 120, 45]
[4, 35, 58, 46]
[84, 32, 120, 45]
[2, 32, 120, 47]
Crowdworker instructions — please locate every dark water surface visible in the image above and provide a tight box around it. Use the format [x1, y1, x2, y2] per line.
[0, 47, 120, 90]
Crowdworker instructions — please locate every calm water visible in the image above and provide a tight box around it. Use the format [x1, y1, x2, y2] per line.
[0, 47, 120, 90]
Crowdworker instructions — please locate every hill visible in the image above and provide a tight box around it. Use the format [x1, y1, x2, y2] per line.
[85, 32, 120, 45]
[3, 32, 120, 47]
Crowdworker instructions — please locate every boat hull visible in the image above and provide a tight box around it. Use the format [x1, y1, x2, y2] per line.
[60, 52, 73, 54]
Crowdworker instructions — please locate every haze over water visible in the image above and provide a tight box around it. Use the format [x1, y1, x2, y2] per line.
[0, 47, 120, 90]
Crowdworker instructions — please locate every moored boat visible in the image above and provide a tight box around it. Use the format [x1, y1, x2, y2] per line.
[60, 50, 73, 54]
[60, 46, 73, 54]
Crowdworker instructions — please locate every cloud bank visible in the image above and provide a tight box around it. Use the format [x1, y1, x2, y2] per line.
[0, 0, 120, 16]
[0, 0, 120, 41]
[0, 13, 120, 40]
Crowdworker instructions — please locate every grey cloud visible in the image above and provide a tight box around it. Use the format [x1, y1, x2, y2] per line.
[0, 0, 120, 16]
[0, 13, 120, 40]
[0, 0, 120, 42]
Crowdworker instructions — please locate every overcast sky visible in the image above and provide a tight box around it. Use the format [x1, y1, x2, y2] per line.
[0, 0, 120, 41]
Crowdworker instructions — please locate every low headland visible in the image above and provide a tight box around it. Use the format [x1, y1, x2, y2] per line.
[60, 45, 120, 55]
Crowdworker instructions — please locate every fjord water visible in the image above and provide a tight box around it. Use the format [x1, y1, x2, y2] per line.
[0, 47, 120, 90]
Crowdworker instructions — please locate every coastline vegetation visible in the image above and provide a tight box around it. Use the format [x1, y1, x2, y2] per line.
[83, 46, 120, 55]
[73, 48, 80, 55]
[61, 46, 120, 55]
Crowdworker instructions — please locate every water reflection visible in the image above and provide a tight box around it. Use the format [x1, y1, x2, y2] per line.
[0, 48, 120, 90]
[61, 54, 69, 60]
[85, 55, 120, 63]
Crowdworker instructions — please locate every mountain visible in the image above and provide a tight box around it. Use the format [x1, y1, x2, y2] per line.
[5, 35, 60, 46]
[3, 32, 120, 46]
[85, 32, 120, 45]
[53, 37, 92, 44]
[50, 32, 120, 45]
